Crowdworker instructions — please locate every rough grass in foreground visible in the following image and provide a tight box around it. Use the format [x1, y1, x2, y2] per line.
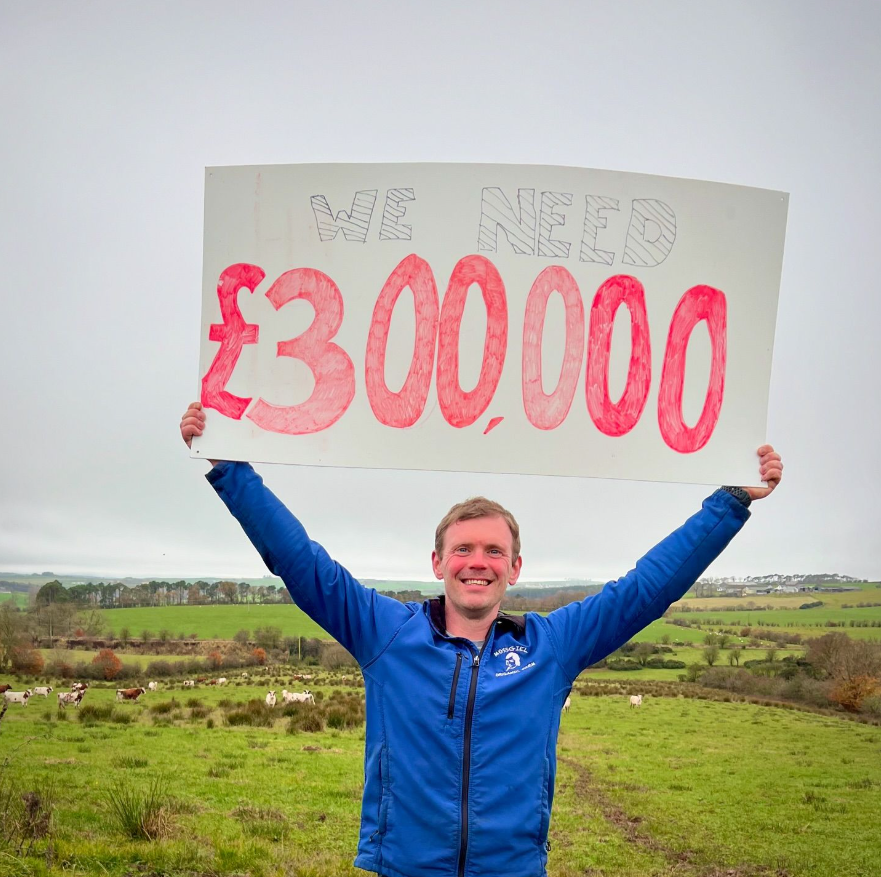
[105, 776, 171, 840]
[1, 675, 879, 876]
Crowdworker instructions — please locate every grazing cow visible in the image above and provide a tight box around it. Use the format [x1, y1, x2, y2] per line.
[33, 686, 54, 698]
[0, 684, 11, 694]
[57, 690, 85, 709]
[196, 677, 207, 684]
[116, 687, 147, 702]
[3, 690, 32, 706]
[283, 689, 315, 705]
[265, 690, 277, 708]
[183, 680, 195, 688]
[563, 696, 571, 713]
[216, 677, 228, 686]
[241, 672, 249, 679]
[629, 694, 643, 708]
[147, 681, 158, 691]
[71, 682, 88, 693]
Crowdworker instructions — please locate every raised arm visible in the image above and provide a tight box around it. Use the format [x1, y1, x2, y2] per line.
[180, 402, 412, 665]
[544, 445, 783, 680]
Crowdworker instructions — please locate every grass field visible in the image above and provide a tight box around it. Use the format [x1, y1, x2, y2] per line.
[37, 649, 199, 666]
[1, 675, 879, 877]
[661, 608, 881, 645]
[95, 605, 333, 640]
[0, 591, 28, 608]
[91, 607, 824, 647]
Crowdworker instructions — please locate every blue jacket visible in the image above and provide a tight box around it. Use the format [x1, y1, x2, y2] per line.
[207, 462, 750, 877]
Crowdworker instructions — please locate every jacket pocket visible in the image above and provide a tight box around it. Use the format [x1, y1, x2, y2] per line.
[447, 652, 463, 719]
[377, 743, 391, 837]
[538, 756, 551, 864]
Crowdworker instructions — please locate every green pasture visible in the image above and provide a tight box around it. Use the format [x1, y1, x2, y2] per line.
[94, 608, 759, 646]
[666, 605, 881, 633]
[95, 604, 333, 640]
[37, 649, 197, 666]
[0, 591, 28, 607]
[686, 605, 881, 627]
[555, 694, 881, 876]
[2, 676, 879, 877]
[627, 618, 775, 645]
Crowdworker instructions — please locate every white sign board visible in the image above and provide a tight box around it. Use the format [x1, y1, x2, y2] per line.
[194, 163, 787, 486]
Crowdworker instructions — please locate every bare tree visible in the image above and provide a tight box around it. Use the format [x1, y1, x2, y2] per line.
[806, 633, 881, 681]
[0, 604, 27, 671]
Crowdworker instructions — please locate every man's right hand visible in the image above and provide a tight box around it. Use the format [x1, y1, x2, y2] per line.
[180, 401, 206, 448]
[180, 402, 220, 465]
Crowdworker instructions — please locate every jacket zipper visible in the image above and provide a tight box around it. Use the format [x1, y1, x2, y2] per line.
[457, 640, 488, 877]
[447, 652, 463, 719]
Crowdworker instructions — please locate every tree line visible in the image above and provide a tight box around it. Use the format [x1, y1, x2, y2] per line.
[29, 579, 294, 610]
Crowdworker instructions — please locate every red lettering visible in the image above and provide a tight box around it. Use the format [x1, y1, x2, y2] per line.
[365, 255, 439, 428]
[586, 275, 651, 436]
[436, 255, 508, 428]
[201, 264, 263, 419]
[658, 285, 727, 453]
[247, 268, 355, 435]
[522, 266, 584, 430]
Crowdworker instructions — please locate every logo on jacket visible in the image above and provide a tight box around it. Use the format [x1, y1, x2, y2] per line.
[494, 645, 535, 677]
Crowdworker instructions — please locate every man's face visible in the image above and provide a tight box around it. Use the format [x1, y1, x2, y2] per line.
[432, 515, 522, 619]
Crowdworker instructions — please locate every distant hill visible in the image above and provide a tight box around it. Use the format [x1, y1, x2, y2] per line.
[1, 572, 604, 595]
[698, 573, 866, 585]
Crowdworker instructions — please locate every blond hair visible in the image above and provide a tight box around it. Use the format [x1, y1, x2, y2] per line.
[434, 497, 521, 562]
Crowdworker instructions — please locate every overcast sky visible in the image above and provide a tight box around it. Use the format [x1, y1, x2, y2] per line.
[1, 1, 879, 584]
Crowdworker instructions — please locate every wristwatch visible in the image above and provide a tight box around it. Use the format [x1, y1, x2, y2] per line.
[720, 485, 751, 508]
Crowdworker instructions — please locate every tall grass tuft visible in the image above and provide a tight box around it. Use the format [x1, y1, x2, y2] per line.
[105, 776, 171, 840]
[78, 703, 116, 724]
[113, 756, 148, 769]
[224, 699, 273, 727]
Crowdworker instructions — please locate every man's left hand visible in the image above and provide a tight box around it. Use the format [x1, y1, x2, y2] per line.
[744, 445, 783, 501]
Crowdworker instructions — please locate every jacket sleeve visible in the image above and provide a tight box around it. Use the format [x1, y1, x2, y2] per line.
[544, 489, 750, 681]
[206, 461, 412, 666]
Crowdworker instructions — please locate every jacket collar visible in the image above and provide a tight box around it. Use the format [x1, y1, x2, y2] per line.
[427, 596, 526, 638]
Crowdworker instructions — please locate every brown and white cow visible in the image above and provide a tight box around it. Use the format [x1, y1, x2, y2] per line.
[57, 690, 85, 709]
[3, 689, 32, 706]
[116, 687, 147, 702]
[0, 684, 12, 694]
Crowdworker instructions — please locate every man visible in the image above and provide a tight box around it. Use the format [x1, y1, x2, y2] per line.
[180, 401, 782, 877]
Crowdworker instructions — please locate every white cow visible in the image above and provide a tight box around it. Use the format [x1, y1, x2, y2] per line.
[32, 686, 54, 697]
[147, 681, 158, 691]
[265, 690, 277, 708]
[282, 689, 315, 705]
[4, 690, 32, 706]
[216, 677, 228, 686]
[563, 696, 571, 713]
[241, 672, 249, 679]
[183, 680, 195, 688]
[629, 694, 643, 708]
